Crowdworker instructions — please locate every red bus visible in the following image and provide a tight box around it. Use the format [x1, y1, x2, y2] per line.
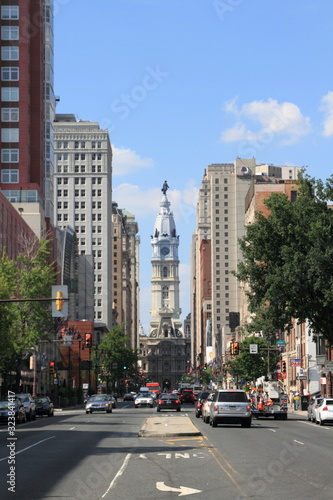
[146, 382, 161, 395]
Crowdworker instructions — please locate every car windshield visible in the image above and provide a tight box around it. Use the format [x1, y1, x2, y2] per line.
[161, 394, 177, 400]
[16, 394, 29, 402]
[218, 392, 248, 403]
[35, 398, 48, 404]
[0, 401, 10, 409]
[89, 396, 108, 401]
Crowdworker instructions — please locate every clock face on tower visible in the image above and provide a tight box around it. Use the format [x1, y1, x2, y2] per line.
[161, 247, 170, 256]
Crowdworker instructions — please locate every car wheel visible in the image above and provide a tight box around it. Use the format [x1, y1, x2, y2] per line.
[177, 408, 181, 412]
[86, 410, 89, 414]
[32, 412, 36, 420]
[195, 412, 200, 418]
[150, 404, 153, 408]
[27, 411, 32, 421]
[241, 418, 252, 428]
[157, 407, 160, 412]
[205, 415, 210, 424]
[319, 417, 324, 426]
[212, 419, 217, 427]
[315, 418, 319, 424]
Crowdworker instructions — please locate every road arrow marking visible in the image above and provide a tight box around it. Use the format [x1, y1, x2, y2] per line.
[156, 482, 201, 496]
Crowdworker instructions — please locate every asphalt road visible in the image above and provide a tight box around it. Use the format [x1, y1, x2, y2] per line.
[0, 402, 333, 500]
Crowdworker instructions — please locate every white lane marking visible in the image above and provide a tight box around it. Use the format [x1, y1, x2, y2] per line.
[294, 439, 304, 445]
[0, 436, 55, 461]
[268, 429, 277, 432]
[69, 426, 75, 430]
[101, 453, 132, 498]
[298, 420, 332, 430]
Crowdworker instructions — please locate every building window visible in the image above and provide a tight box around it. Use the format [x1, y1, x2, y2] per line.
[2, 88, 19, 101]
[1, 108, 19, 122]
[1, 169, 18, 183]
[1, 149, 18, 162]
[2, 47, 19, 60]
[163, 266, 168, 277]
[1, 128, 19, 142]
[1, 6, 19, 19]
[1, 67, 19, 80]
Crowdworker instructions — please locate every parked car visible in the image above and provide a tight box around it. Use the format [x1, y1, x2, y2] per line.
[208, 389, 252, 428]
[0, 399, 26, 424]
[180, 389, 195, 404]
[195, 390, 213, 418]
[135, 392, 154, 408]
[156, 393, 181, 412]
[307, 396, 323, 422]
[34, 396, 54, 417]
[15, 393, 36, 421]
[202, 392, 215, 423]
[85, 394, 112, 413]
[123, 393, 135, 401]
[315, 398, 333, 425]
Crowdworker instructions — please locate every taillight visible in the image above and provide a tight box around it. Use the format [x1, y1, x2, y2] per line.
[322, 406, 328, 411]
[246, 405, 251, 411]
[175, 399, 180, 403]
[158, 399, 163, 404]
[214, 404, 219, 411]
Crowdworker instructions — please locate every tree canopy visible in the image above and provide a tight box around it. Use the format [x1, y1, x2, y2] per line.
[235, 174, 333, 345]
[227, 336, 279, 383]
[0, 240, 56, 376]
[98, 325, 138, 385]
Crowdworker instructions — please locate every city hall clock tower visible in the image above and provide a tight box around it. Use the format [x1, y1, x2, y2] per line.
[149, 181, 183, 339]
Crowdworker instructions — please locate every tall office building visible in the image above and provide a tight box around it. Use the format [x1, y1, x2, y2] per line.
[53, 114, 113, 333]
[0, 0, 55, 238]
[112, 202, 140, 351]
[191, 159, 304, 370]
[191, 159, 255, 367]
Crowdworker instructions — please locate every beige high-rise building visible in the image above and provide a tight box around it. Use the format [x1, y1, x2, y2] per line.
[191, 159, 255, 368]
[53, 115, 113, 334]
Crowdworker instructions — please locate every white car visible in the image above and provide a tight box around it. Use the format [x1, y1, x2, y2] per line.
[201, 393, 215, 423]
[315, 398, 333, 425]
[135, 393, 154, 408]
[15, 394, 36, 421]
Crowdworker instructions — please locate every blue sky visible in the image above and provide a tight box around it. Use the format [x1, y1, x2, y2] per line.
[54, 0, 333, 334]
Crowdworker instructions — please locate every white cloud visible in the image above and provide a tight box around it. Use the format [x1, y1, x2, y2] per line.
[320, 91, 333, 137]
[221, 98, 311, 145]
[112, 145, 154, 176]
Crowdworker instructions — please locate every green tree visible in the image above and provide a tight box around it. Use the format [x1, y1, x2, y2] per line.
[0, 240, 56, 390]
[98, 325, 138, 389]
[235, 174, 333, 346]
[227, 336, 279, 383]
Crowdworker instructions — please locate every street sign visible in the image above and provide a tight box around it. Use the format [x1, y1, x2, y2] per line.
[296, 375, 307, 380]
[249, 344, 258, 354]
[276, 340, 286, 345]
[82, 383, 89, 389]
[62, 335, 72, 346]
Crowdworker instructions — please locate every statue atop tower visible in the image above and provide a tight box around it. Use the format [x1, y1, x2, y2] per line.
[161, 180, 169, 195]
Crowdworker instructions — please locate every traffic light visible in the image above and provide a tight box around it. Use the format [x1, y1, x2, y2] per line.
[231, 342, 240, 355]
[203, 363, 207, 370]
[55, 291, 64, 311]
[98, 373, 102, 382]
[282, 360, 287, 373]
[85, 333, 92, 348]
[123, 365, 127, 370]
[49, 361, 55, 374]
